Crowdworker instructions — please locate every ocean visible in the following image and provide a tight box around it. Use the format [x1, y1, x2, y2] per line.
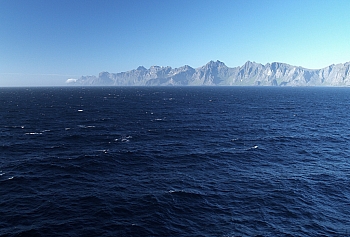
[0, 86, 349, 237]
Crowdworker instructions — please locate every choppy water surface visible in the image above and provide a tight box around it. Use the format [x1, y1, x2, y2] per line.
[1, 87, 350, 236]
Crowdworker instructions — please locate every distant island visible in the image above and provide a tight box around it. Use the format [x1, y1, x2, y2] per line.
[66, 60, 350, 86]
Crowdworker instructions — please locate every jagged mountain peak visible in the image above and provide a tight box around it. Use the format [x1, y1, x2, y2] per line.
[137, 66, 147, 71]
[204, 60, 227, 68]
[180, 65, 194, 70]
[242, 61, 261, 68]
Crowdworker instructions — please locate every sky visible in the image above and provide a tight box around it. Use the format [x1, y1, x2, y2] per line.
[1, 0, 350, 86]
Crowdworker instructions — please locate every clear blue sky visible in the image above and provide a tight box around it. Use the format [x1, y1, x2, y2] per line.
[1, 0, 350, 86]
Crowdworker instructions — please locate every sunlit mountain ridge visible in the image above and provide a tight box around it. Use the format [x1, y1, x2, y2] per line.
[67, 60, 350, 86]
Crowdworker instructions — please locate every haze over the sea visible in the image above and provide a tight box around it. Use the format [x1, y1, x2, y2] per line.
[1, 0, 350, 86]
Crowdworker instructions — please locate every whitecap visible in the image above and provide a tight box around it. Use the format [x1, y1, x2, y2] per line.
[9, 125, 25, 129]
[97, 149, 108, 153]
[246, 145, 259, 150]
[115, 135, 131, 142]
[78, 125, 95, 128]
[25, 132, 43, 135]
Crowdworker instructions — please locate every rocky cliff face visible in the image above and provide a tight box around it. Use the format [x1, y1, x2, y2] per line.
[68, 61, 350, 86]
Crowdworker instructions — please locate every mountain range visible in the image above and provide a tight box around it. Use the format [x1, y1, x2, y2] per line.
[67, 60, 350, 86]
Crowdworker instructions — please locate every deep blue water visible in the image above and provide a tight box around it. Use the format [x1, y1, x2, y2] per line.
[1, 86, 350, 237]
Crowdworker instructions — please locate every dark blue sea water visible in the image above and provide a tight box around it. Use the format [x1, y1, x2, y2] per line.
[1, 86, 350, 237]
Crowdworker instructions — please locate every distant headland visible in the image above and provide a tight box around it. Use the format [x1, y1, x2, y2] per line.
[66, 60, 350, 86]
